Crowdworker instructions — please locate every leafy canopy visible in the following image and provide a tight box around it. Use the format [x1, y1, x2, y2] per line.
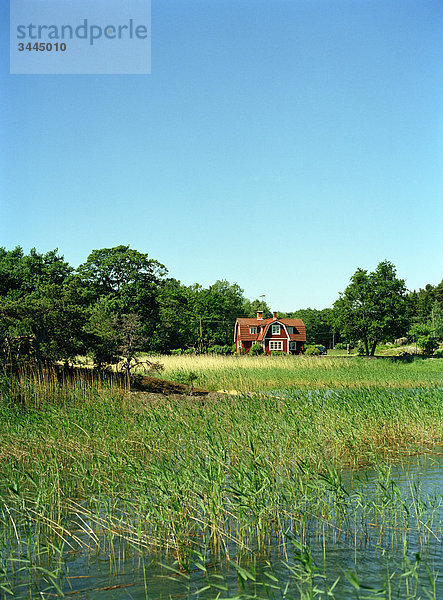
[332, 260, 408, 356]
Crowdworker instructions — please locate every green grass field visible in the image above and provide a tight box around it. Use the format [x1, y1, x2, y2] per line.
[140, 354, 443, 392]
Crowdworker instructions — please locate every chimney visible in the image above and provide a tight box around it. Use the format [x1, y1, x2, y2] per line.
[257, 311, 263, 320]
[272, 311, 278, 319]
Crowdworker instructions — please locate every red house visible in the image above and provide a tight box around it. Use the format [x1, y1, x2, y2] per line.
[234, 311, 306, 355]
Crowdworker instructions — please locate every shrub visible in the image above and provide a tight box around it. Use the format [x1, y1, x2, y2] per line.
[417, 335, 438, 356]
[407, 324, 432, 343]
[433, 348, 443, 358]
[271, 350, 285, 356]
[356, 342, 366, 356]
[171, 349, 182, 355]
[305, 346, 321, 356]
[249, 343, 264, 356]
[208, 344, 235, 355]
[334, 342, 347, 350]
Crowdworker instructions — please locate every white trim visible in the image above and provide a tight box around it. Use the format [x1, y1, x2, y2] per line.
[269, 340, 283, 351]
[249, 326, 257, 334]
[272, 324, 281, 335]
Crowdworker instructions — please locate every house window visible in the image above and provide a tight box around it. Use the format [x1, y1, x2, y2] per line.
[249, 326, 257, 334]
[269, 340, 283, 351]
[272, 324, 280, 335]
[289, 341, 297, 350]
[287, 326, 294, 334]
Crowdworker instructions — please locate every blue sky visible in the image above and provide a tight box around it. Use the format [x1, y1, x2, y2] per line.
[1, 0, 442, 310]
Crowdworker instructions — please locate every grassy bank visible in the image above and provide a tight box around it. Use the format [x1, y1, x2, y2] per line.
[1, 374, 441, 520]
[1, 373, 442, 597]
[141, 354, 443, 392]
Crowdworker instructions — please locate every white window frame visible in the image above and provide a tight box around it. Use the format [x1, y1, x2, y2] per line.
[249, 326, 257, 334]
[272, 324, 281, 335]
[269, 340, 283, 351]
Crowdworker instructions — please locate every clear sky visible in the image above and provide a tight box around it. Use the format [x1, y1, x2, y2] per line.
[1, 0, 442, 311]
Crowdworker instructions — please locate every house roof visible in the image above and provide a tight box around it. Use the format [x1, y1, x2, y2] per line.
[235, 318, 306, 342]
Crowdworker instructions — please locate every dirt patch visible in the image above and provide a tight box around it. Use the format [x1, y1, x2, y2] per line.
[133, 375, 211, 396]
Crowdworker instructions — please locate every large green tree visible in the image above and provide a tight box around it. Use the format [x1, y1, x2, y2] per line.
[0, 247, 88, 365]
[77, 246, 167, 363]
[332, 261, 408, 356]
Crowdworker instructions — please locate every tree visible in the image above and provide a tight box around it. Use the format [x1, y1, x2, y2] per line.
[430, 300, 443, 341]
[332, 261, 408, 356]
[0, 247, 88, 365]
[286, 308, 335, 348]
[407, 323, 438, 355]
[150, 278, 195, 352]
[78, 246, 167, 359]
[245, 299, 272, 319]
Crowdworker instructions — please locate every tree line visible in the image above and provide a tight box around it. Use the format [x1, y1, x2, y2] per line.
[0, 245, 442, 368]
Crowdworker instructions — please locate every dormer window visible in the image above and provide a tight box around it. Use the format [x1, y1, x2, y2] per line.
[272, 324, 280, 335]
[249, 326, 257, 334]
[287, 326, 294, 334]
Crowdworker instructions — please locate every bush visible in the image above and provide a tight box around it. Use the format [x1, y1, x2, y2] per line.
[433, 348, 443, 358]
[356, 342, 366, 356]
[171, 349, 182, 355]
[417, 335, 438, 356]
[208, 344, 235, 355]
[305, 346, 321, 356]
[334, 342, 347, 350]
[271, 350, 285, 356]
[407, 324, 432, 343]
[249, 343, 264, 356]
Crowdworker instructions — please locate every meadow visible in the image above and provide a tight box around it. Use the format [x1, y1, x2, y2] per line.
[0, 361, 442, 598]
[146, 353, 443, 392]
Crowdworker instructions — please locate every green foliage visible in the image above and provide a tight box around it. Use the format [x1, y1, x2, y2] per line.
[77, 246, 168, 363]
[334, 342, 348, 350]
[356, 342, 366, 356]
[2, 246, 439, 366]
[406, 280, 443, 327]
[416, 335, 438, 356]
[286, 307, 334, 347]
[430, 300, 443, 341]
[333, 261, 408, 356]
[407, 323, 432, 341]
[249, 343, 264, 356]
[207, 344, 234, 355]
[305, 345, 321, 356]
[244, 298, 272, 318]
[0, 247, 88, 364]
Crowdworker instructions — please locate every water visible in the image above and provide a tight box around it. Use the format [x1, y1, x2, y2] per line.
[1, 453, 442, 599]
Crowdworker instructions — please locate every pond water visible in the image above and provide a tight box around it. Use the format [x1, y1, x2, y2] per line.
[1, 453, 442, 599]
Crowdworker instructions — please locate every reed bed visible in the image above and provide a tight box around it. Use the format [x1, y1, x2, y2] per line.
[141, 354, 443, 392]
[0, 371, 442, 597]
